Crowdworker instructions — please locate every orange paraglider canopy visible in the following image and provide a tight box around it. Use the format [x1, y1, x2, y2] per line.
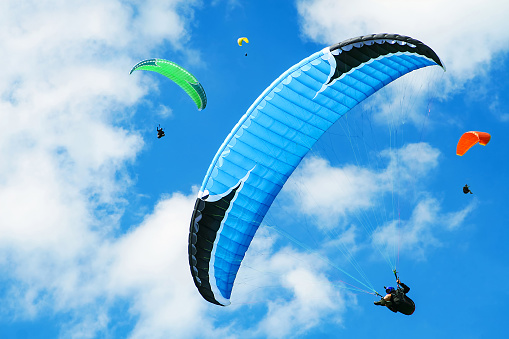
[456, 131, 491, 156]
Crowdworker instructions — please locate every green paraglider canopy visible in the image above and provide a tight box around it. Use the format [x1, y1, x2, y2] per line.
[130, 58, 207, 110]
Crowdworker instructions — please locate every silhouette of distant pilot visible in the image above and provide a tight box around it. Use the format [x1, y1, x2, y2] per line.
[157, 126, 165, 139]
[463, 184, 473, 194]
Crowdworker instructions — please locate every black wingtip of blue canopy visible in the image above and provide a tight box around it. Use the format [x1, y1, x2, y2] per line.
[330, 33, 445, 70]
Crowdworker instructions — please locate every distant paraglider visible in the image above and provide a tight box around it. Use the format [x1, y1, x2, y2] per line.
[237, 37, 249, 46]
[157, 125, 165, 139]
[463, 184, 473, 194]
[130, 58, 207, 110]
[456, 131, 491, 156]
[237, 37, 249, 56]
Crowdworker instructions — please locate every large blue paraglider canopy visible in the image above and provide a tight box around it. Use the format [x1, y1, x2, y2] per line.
[188, 33, 445, 306]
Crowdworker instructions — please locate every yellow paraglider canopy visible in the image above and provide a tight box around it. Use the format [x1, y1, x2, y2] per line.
[237, 37, 249, 46]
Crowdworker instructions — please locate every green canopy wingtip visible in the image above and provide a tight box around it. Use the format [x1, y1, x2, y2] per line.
[129, 58, 158, 74]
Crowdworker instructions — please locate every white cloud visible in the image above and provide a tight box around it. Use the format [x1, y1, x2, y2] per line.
[372, 197, 478, 260]
[282, 142, 440, 229]
[296, 0, 509, 130]
[0, 188, 233, 338]
[0, 0, 212, 337]
[487, 94, 509, 122]
[155, 104, 174, 119]
[381, 142, 440, 189]
[234, 234, 351, 339]
[442, 198, 478, 231]
[257, 266, 343, 338]
[278, 142, 476, 265]
[296, 0, 509, 84]
[105, 194, 225, 339]
[283, 156, 382, 228]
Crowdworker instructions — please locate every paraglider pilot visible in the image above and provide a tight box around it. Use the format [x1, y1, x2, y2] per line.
[157, 125, 165, 139]
[463, 184, 473, 194]
[374, 278, 415, 315]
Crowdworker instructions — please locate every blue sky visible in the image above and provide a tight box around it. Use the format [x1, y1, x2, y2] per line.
[0, 0, 508, 338]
